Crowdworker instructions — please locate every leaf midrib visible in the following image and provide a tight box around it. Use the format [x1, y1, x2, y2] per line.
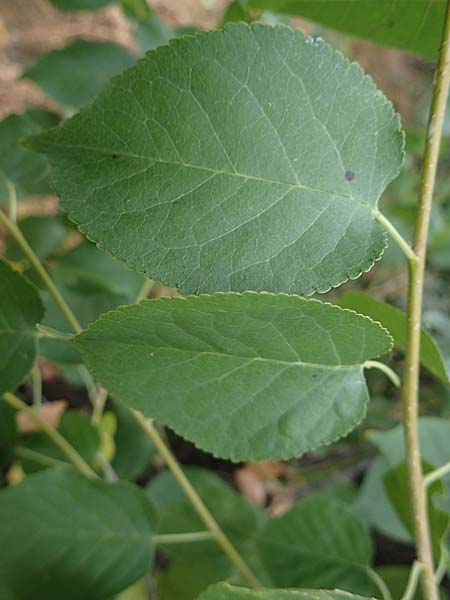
[47, 141, 374, 210]
[81, 339, 365, 370]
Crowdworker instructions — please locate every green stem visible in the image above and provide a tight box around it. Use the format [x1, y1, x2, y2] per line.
[132, 412, 261, 589]
[3, 392, 97, 479]
[91, 387, 108, 426]
[424, 460, 450, 487]
[367, 567, 392, 600]
[372, 209, 416, 262]
[402, 4, 450, 599]
[31, 363, 42, 406]
[0, 209, 82, 335]
[1, 212, 258, 587]
[401, 562, 423, 600]
[6, 179, 17, 224]
[364, 360, 401, 388]
[15, 446, 67, 468]
[154, 532, 213, 544]
[434, 543, 449, 584]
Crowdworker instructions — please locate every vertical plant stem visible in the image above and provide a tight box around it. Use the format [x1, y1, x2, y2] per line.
[0, 209, 82, 335]
[132, 411, 261, 589]
[1, 203, 257, 587]
[403, 4, 450, 599]
[6, 179, 17, 224]
[3, 392, 97, 479]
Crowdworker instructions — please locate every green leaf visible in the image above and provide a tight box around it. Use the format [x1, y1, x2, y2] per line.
[354, 456, 410, 543]
[147, 466, 266, 559]
[197, 583, 373, 600]
[384, 461, 449, 560]
[369, 417, 450, 473]
[26, 24, 403, 295]
[370, 567, 421, 600]
[355, 417, 450, 543]
[22, 40, 135, 112]
[221, 1, 259, 25]
[258, 493, 373, 595]
[49, 0, 118, 11]
[74, 293, 392, 461]
[6, 216, 67, 262]
[110, 398, 156, 480]
[0, 259, 44, 396]
[0, 109, 60, 201]
[39, 242, 144, 365]
[339, 291, 449, 383]
[0, 468, 156, 599]
[247, 0, 446, 59]
[156, 558, 233, 600]
[18, 411, 100, 474]
[0, 399, 18, 470]
[148, 466, 268, 598]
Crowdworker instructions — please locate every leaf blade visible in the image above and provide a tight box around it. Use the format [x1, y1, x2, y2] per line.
[73, 292, 392, 461]
[26, 24, 403, 295]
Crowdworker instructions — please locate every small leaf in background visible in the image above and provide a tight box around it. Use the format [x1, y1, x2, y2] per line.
[384, 461, 449, 560]
[355, 417, 450, 543]
[247, 0, 445, 59]
[0, 399, 18, 470]
[22, 40, 135, 113]
[197, 583, 373, 600]
[339, 291, 449, 383]
[221, 1, 260, 25]
[0, 109, 60, 201]
[371, 566, 421, 600]
[6, 215, 67, 263]
[115, 578, 148, 600]
[0, 468, 156, 599]
[39, 241, 144, 365]
[122, 0, 176, 54]
[49, 0, 118, 11]
[147, 466, 267, 598]
[110, 398, 155, 480]
[354, 456, 410, 543]
[0, 260, 44, 396]
[74, 293, 392, 461]
[26, 24, 403, 295]
[258, 493, 373, 595]
[18, 411, 100, 474]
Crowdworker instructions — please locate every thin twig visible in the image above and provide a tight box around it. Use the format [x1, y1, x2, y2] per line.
[132, 412, 261, 589]
[3, 392, 97, 479]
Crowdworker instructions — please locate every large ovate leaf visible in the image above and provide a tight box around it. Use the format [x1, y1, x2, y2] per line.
[339, 291, 449, 383]
[0, 260, 44, 396]
[247, 0, 446, 59]
[0, 468, 156, 599]
[22, 40, 135, 112]
[197, 583, 373, 600]
[26, 24, 403, 295]
[258, 493, 373, 595]
[74, 293, 392, 461]
[0, 109, 60, 201]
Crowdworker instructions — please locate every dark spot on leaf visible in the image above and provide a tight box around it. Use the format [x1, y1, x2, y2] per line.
[345, 170, 355, 181]
[112, 153, 119, 159]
